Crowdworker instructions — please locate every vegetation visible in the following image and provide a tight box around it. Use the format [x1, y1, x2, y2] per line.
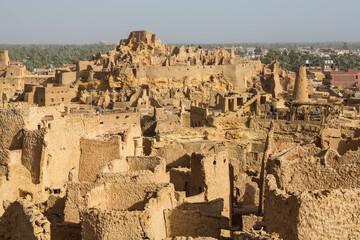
[0, 44, 117, 71]
[195, 42, 360, 50]
[260, 49, 360, 72]
[1, 42, 360, 73]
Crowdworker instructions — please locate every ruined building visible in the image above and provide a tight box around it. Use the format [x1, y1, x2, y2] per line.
[0, 30, 359, 240]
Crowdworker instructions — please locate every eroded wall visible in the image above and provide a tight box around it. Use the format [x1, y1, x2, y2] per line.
[79, 136, 122, 182]
[0, 198, 50, 240]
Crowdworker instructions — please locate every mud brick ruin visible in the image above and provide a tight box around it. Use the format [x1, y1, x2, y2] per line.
[0, 30, 360, 239]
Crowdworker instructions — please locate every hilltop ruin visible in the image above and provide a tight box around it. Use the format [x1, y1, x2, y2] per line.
[0, 30, 359, 239]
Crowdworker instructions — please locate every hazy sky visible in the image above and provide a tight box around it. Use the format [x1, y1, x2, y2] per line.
[0, 0, 359, 44]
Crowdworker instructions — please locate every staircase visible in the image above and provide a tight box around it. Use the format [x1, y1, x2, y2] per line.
[237, 94, 259, 114]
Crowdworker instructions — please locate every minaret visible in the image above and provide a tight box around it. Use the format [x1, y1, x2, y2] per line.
[294, 66, 308, 102]
[0, 50, 9, 69]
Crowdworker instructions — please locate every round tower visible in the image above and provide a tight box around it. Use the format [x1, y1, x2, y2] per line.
[0, 50, 9, 69]
[294, 66, 308, 102]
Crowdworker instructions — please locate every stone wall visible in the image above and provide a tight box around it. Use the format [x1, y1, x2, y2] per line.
[190, 106, 208, 127]
[134, 62, 261, 91]
[152, 140, 258, 206]
[265, 143, 360, 240]
[104, 182, 166, 211]
[51, 223, 81, 240]
[0, 198, 50, 240]
[233, 230, 282, 240]
[265, 175, 360, 240]
[64, 156, 168, 223]
[264, 175, 300, 240]
[297, 188, 360, 239]
[164, 208, 228, 239]
[21, 129, 46, 184]
[59, 71, 77, 85]
[99, 156, 167, 183]
[0, 108, 26, 150]
[0, 149, 41, 215]
[80, 184, 177, 240]
[0, 105, 143, 218]
[0, 149, 10, 178]
[79, 136, 122, 182]
[267, 146, 360, 192]
[81, 210, 144, 240]
[189, 151, 231, 220]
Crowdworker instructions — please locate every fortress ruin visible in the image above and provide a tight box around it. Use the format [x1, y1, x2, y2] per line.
[0, 30, 359, 240]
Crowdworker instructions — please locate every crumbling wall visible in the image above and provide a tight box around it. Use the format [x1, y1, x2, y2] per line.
[80, 184, 176, 240]
[234, 230, 282, 240]
[0, 108, 26, 150]
[177, 199, 224, 217]
[99, 156, 167, 183]
[265, 145, 360, 240]
[51, 223, 81, 240]
[79, 136, 121, 182]
[0, 198, 50, 240]
[164, 208, 228, 239]
[297, 188, 360, 239]
[65, 178, 166, 222]
[143, 184, 177, 239]
[268, 148, 360, 192]
[65, 155, 168, 223]
[21, 129, 46, 184]
[0, 149, 42, 215]
[264, 175, 299, 240]
[169, 168, 191, 193]
[154, 141, 257, 206]
[151, 143, 190, 168]
[320, 126, 360, 155]
[100, 112, 141, 132]
[189, 153, 206, 196]
[265, 174, 360, 240]
[59, 71, 77, 85]
[190, 106, 208, 127]
[189, 151, 231, 219]
[241, 214, 263, 231]
[87, 184, 107, 210]
[64, 181, 96, 223]
[81, 210, 144, 240]
[26, 107, 142, 190]
[135, 64, 250, 89]
[105, 182, 164, 211]
[0, 149, 10, 179]
[126, 156, 163, 172]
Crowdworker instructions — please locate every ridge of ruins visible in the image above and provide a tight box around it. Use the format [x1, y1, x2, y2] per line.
[0, 30, 360, 240]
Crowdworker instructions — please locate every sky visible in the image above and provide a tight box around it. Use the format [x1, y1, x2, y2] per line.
[0, 0, 359, 44]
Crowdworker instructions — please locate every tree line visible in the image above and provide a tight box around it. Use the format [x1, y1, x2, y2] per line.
[260, 49, 360, 72]
[0, 44, 117, 71]
[1, 43, 359, 72]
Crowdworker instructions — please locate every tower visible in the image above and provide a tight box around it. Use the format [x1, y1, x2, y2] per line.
[0, 50, 9, 69]
[294, 66, 308, 102]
